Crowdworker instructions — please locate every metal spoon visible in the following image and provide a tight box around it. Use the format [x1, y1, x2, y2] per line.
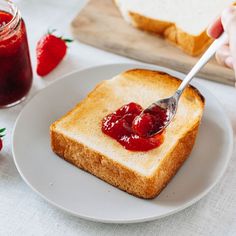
[135, 32, 228, 137]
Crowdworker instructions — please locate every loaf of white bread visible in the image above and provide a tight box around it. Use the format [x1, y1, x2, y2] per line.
[114, 0, 235, 56]
[50, 69, 204, 199]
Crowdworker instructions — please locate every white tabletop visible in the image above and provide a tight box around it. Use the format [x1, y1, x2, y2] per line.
[1, 0, 236, 235]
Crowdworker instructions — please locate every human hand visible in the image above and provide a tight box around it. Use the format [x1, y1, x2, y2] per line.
[207, 6, 236, 72]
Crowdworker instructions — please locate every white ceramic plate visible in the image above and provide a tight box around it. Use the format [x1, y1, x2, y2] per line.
[12, 63, 233, 223]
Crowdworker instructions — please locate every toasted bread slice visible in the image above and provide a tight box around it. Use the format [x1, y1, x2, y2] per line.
[50, 69, 205, 199]
[114, 0, 235, 56]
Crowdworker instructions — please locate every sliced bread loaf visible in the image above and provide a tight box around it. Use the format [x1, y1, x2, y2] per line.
[50, 69, 205, 198]
[114, 0, 235, 56]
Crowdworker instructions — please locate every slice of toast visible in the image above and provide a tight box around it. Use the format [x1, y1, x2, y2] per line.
[50, 69, 204, 199]
[114, 0, 235, 56]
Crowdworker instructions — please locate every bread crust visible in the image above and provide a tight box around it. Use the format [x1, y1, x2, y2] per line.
[128, 11, 213, 56]
[50, 69, 204, 199]
[51, 122, 199, 199]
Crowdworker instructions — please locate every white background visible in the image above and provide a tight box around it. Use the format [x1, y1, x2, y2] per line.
[0, 0, 236, 235]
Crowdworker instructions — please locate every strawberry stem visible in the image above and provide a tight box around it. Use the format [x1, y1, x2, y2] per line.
[48, 29, 56, 35]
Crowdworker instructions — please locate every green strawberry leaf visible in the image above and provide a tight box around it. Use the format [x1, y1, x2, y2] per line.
[0, 128, 6, 133]
[64, 38, 73, 43]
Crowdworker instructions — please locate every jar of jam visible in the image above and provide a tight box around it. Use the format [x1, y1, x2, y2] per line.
[0, 0, 32, 108]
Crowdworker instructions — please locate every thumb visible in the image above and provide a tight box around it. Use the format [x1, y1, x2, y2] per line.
[207, 17, 224, 38]
[221, 6, 236, 85]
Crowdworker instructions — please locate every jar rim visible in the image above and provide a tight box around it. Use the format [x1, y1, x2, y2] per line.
[0, 0, 20, 35]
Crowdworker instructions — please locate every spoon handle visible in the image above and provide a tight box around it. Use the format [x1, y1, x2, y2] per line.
[175, 32, 228, 97]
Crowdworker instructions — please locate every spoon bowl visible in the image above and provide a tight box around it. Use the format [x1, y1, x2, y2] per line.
[142, 94, 179, 135]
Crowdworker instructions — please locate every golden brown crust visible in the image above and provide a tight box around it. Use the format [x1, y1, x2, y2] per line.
[129, 11, 172, 35]
[50, 122, 200, 199]
[128, 11, 213, 56]
[50, 68, 205, 199]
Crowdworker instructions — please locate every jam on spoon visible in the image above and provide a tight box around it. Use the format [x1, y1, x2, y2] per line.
[132, 105, 168, 138]
[101, 102, 164, 152]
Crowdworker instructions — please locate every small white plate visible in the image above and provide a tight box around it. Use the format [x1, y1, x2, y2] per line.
[12, 63, 233, 223]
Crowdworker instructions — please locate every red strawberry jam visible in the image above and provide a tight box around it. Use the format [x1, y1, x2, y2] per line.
[132, 106, 167, 137]
[0, 9, 32, 107]
[101, 102, 164, 151]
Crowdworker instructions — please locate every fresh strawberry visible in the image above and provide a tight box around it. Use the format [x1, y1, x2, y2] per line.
[0, 128, 6, 151]
[36, 31, 72, 76]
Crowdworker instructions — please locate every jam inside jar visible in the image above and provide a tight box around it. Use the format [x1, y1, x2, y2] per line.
[0, 0, 32, 108]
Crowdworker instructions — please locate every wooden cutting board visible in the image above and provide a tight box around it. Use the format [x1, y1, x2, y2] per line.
[71, 0, 235, 86]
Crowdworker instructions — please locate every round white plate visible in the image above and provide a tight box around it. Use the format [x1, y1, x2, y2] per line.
[12, 63, 233, 223]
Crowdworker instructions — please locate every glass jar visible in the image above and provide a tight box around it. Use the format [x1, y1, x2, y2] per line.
[0, 0, 32, 108]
